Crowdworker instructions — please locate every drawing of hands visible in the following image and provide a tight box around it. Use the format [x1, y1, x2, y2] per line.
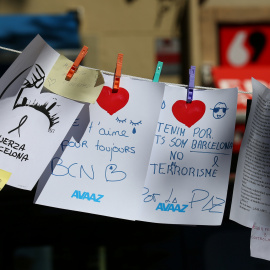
[21, 64, 45, 90]
[14, 64, 46, 109]
[12, 63, 60, 131]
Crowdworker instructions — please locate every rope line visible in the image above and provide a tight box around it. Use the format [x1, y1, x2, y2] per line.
[0, 45, 253, 94]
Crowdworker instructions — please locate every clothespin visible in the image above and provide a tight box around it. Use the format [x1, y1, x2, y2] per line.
[112, 53, 124, 93]
[153, 61, 163, 82]
[187, 65, 196, 103]
[66, 46, 88, 80]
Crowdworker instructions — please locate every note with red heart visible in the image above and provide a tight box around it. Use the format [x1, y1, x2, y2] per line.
[172, 100, 206, 128]
[97, 86, 129, 115]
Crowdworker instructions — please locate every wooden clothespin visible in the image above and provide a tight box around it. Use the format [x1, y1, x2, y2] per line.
[112, 53, 123, 93]
[66, 46, 88, 81]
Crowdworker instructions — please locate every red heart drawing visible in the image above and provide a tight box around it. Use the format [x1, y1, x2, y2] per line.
[172, 100, 206, 128]
[97, 86, 129, 115]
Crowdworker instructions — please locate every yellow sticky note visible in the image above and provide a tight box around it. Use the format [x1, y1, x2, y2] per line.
[0, 169, 12, 191]
[44, 55, 105, 103]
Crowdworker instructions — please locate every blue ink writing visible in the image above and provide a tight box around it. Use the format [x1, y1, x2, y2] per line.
[189, 189, 225, 213]
[211, 102, 228, 119]
[169, 151, 184, 161]
[98, 127, 129, 137]
[161, 100, 166, 109]
[130, 120, 142, 126]
[193, 127, 212, 138]
[51, 157, 94, 180]
[202, 196, 225, 213]
[88, 121, 93, 133]
[157, 122, 185, 136]
[150, 162, 218, 177]
[116, 117, 126, 123]
[191, 140, 233, 151]
[95, 140, 135, 161]
[212, 156, 219, 167]
[169, 137, 188, 148]
[61, 140, 88, 151]
[165, 188, 177, 203]
[142, 187, 160, 203]
[105, 164, 127, 182]
[155, 135, 165, 145]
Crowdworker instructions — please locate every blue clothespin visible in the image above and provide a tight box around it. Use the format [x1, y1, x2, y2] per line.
[187, 66, 196, 103]
[153, 61, 163, 82]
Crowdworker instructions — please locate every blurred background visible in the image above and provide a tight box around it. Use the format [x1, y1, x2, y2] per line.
[1, 0, 270, 269]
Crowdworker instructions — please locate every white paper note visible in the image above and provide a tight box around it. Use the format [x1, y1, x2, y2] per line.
[34, 74, 164, 220]
[251, 222, 270, 261]
[0, 36, 84, 190]
[230, 78, 270, 227]
[138, 85, 238, 225]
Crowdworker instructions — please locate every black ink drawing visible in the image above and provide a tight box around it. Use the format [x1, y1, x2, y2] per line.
[8, 115, 28, 137]
[0, 64, 61, 135]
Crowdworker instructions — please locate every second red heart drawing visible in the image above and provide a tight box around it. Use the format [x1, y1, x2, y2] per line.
[97, 86, 129, 115]
[172, 100, 206, 128]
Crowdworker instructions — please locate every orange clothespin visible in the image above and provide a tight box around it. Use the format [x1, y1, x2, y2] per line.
[66, 45, 88, 80]
[112, 53, 123, 93]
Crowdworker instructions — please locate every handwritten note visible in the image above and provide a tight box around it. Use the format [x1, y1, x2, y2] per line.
[44, 55, 104, 103]
[230, 78, 270, 227]
[0, 169, 11, 190]
[34, 74, 164, 220]
[138, 84, 238, 225]
[251, 222, 270, 261]
[0, 35, 84, 190]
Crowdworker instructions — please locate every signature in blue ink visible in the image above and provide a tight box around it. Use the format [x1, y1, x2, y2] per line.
[105, 164, 127, 182]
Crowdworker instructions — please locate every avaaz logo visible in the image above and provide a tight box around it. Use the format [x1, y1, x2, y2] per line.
[71, 190, 104, 203]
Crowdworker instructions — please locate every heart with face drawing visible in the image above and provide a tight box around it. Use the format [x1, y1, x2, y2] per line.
[172, 100, 206, 128]
[97, 86, 129, 115]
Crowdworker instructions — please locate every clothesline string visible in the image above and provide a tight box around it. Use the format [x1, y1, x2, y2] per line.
[0, 45, 21, 54]
[0, 45, 252, 94]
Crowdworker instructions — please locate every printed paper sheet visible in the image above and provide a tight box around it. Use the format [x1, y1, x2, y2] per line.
[34, 74, 164, 220]
[0, 35, 84, 190]
[230, 78, 270, 227]
[139, 85, 238, 225]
